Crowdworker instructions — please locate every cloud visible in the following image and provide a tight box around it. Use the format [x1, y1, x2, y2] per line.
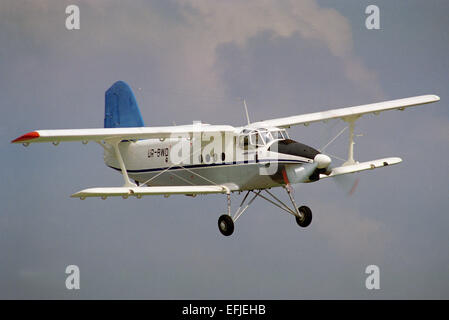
[1, 0, 383, 105]
[173, 0, 384, 99]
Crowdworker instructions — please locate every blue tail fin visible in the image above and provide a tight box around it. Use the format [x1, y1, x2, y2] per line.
[104, 81, 144, 128]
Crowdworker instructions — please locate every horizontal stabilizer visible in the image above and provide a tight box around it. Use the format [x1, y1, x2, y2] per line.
[320, 157, 402, 179]
[71, 185, 230, 199]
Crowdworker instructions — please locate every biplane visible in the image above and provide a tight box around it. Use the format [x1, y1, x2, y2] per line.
[12, 81, 440, 236]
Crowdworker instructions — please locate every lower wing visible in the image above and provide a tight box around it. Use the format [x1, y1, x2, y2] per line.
[71, 185, 231, 199]
[319, 157, 402, 179]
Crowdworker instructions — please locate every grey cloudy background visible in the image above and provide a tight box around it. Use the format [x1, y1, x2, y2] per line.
[0, 0, 448, 299]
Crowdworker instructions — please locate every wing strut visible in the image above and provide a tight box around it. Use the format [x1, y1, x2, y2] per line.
[108, 139, 136, 187]
[343, 116, 360, 166]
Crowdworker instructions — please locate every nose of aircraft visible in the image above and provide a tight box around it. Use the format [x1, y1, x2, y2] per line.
[269, 139, 321, 159]
[314, 153, 331, 169]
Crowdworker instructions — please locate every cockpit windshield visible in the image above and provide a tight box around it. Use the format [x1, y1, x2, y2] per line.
[271, 130, 286, 140]
[239, 128, 288, 148]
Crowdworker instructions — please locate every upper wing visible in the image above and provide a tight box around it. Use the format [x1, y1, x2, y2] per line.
[11, 124, 235, 144]
[251, 95, 440, 128]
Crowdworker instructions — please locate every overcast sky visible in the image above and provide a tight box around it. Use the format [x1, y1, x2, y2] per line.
[0, 0, 448, 299]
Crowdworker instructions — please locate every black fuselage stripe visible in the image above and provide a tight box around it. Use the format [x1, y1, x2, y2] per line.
[108, 159, 307, 173]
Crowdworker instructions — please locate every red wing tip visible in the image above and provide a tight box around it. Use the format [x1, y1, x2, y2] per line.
[11, 131, 40, 143]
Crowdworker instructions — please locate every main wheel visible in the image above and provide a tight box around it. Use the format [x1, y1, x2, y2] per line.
[218, 214, 234, 236]
[295, 206, 312, 228]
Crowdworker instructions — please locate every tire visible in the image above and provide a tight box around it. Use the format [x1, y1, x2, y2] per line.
[295, 206, 312, 228]
[218, 214, 234, 236]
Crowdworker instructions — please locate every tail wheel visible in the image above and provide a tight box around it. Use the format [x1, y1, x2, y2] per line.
[218, 214, 234, 236]
[295, 206, 312, 228]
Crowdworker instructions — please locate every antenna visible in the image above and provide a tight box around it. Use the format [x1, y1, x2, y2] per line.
[243, 99, 251, 125]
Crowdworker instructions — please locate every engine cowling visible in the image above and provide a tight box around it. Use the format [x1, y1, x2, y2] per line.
[285, 154, 331, 183]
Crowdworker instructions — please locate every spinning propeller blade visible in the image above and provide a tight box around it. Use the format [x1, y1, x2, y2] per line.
[318, 124, 361, 196]
[333, 174, 360, 196]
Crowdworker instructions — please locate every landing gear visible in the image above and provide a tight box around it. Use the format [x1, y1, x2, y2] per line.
[218, 215, 234, 236]
[295, 205, 312, 228]
[217, 187, 312, 236]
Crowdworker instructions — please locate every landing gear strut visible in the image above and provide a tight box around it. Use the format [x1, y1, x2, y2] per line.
[217, 187, 312, 236]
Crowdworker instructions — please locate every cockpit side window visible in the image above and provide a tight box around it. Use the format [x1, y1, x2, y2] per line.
[259, 130, 272, 144]
[249, 132, 263, 146]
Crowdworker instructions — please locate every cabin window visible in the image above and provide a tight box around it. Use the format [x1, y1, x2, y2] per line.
[239, 135, 250, 148]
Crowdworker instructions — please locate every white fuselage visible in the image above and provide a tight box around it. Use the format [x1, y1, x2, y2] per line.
[104, 129, 313, 191]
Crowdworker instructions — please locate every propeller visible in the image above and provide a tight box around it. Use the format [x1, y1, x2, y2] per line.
[333, 174, 360, 196]
[286, 122, 361, 195]
[316, 125, 361, 196]
[285, 153, 332, 184]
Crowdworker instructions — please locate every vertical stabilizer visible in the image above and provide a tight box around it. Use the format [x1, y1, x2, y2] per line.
[104, 81, 144, 128]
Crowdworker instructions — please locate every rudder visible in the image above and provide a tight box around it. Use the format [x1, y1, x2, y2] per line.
[104, 81, 144, 128]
